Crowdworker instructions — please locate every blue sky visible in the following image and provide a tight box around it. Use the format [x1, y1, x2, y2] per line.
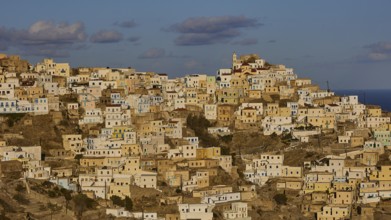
[1, 0, 391, 89]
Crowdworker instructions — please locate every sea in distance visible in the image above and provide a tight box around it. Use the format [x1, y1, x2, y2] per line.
[334, 89, 391, 112]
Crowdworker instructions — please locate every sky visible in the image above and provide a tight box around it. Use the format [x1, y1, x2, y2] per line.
[1, 0, 391, 89]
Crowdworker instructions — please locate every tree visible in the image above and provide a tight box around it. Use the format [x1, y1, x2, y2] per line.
[42, 181, 54, 188]
[264, 61, 273, 67]
[186, 114, 219, 147]
[273, 193, 287, 205]
[124, 196, 133, 211]
[270, 132, 278, 139]
[110, 195, 133, 211]
[220, 134, 233, 144]
[72, 193, 95, 219]
[60, 188, 72, 214]
[47, 202, 61, 220]
[110, 195, 123, 207]
[4, 113, 26, 127]
[74, 154, 83, 162]
[48, 190, 59, 198]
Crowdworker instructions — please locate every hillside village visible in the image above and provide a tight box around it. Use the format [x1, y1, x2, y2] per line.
[0, 52, 391, 220]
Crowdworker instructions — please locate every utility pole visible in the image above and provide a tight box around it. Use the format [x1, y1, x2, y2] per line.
[345, 143, 348, 159]
[124, 196, 126, 210]
[180, 174, 183, 191]
[318, 128, 323, 154]
[142, 204, 144, 220]
[363, 91, 366, 105]
[104, 180, 107, 207]
[317, 133, 321, 152]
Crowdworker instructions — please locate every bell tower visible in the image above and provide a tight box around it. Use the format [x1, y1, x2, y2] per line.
[232, 52, 237, 69]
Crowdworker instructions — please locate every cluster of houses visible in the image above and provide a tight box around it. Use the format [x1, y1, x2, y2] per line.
[0, 53, 390, 219]
[242, 151, 391, 219]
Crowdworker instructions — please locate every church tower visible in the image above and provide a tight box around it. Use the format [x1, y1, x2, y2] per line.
[232, 52, 237, 69]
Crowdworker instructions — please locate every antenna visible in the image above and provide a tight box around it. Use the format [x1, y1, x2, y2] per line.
[326, 81, 330, 93]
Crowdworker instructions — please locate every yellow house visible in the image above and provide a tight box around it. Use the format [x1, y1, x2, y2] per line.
[217, 104, 236, 126]
[55, 63, 70, 77]
[378, 180, 391, 190]
[0, 140, 6, 147]
[150, 120, 164, 133]
[311, 192, 328, 203]
[304, 182, 331, 194]
[277, 180, 303, 190]
[35, 58, 70, 77]
[230, 76, 247, 89]
[216, 88, 242, 104]
[278, 107, 291, 117]
[330, 191, 353, 205]
[195, 171, 210, 189]
[367, 106, 382, 117]
[26, 86, 45, 98]
[193, 185, 232, 198]
[122, 157, 141, 174]
[370, 165, 391, 181]
[80, 157, 105, 167]
[301, 203, 323, 215]
[317, 205, 350, 220]
[265, 103, 279, 116]
[196, 147, 221, 159]
[136, 123, 152, 137]
[307, 114, 335, 129]
[166, 214, 181, 220]
[62, 134, 83, 151]
[121, 144, 141, 156]
[197, 93, 210, 105]
[351, 136, 364, 147]
[185, 88, 198, 105]
[290, 78, 312, 87]
[314, 183, 331, 192]
[264, 86, 279, 95]
[108, 175, 132, 199]
[313, 96, 340, 106]
[105, 157, 124, 168]
[52, 167, 73, 177]
[165, 170, 190, 187]
[279, 87, 295, 99]
[248, 90, 262, 99]
[199, 168, 218, 177]
[360, 152, 379, 166]
[112, 126, 132, 139]
[157, 159, 176, 173]
[188, 159, 219, 169]
[332, 181, 356, 191]
[297, 107, 324, 117]
[282, 166, 303, 178]
[240, 107, 258, 124]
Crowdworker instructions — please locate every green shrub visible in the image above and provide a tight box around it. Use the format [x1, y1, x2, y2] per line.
[124, 196, 133, 211]
[13, 193, 30, 205]
[15, 184, 26, 192]
[273, 193, 287, 205]
[110, 195, 133, 211]
[110, 195, 123, 207]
